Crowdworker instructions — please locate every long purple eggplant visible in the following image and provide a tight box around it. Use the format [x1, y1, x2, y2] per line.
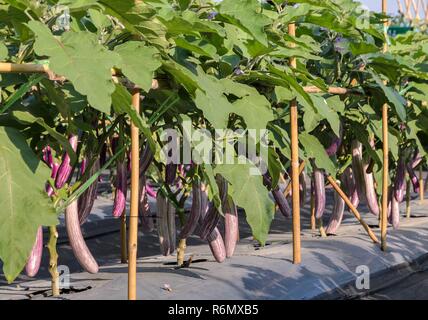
[407, 162, 420, 194]
[42, 146, 54, 168]
[65, 200, 99, 273]
[207, 227, 226, 263]
[352, 140, 366, 200]
[179, 180, 202, 239]
[55, 134, 78, 189]
[139, 141, 154, 176]
[224, 198, 239, 258]
[343, 167, 359, 208]
[146, 183, 157, 198]
[363, 161, 380, 216]
[46, 162, 59, 197]
[394, 154, 406, 203]
[326, 136, 342, 157]
[199, 177, 228, 240]
[167, 198, 176, 254]
[263, 173, 291, 218]
[156, 193, 171, 256]
[112, 161, 127, 218]
[300, 170, 308, 206]
[139, 177, 154, 233]
[388, 193, 400, 229]
[313, 168, 326, 219]
[165, 163, 177, 185]
[195, 196, 226, 263]
[25, 227, 43, 277]
[325, 180, 345, 235]
[78, 158, 100, 225]
[351, 140, 379, 216]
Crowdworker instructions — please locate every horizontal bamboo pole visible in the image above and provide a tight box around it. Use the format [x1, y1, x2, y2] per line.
[0, 63, 159, 89]
[327, 175, 379, 243]
[0, 63, 363, 96]
[303, 86, 363, 95]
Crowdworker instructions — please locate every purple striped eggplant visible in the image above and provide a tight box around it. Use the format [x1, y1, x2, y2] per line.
[42, 146, 53, 168]
[394, 154, 406, 203]
[313, 168, 326, 219]
[138, 177, 154, 233]
[112, 161, 127, 218]
[146, 183, 157, 198]
[388, 193, 400, 229]
[411, 151, 423, 169]
[351, 140, 379, 216]
[165, 163, 177, 185]
[55, 134, 78, 189]
[207, 227, 226, 263]
[343, 167, 359, 208]
[407, 162, 420, 194]
[46, 162, 59, 197]
[65, 200, 99, 273]
[25, 227, 43, 277]
[363, 161, 380, 216]
[167, 199, 177, 254]
[156, 193, 171, 256]
[140, 141, 154, 176]
[325, 180, 345, 235]
[179, 180, 202, 239]
[224, 198, 239, 258]
[300, 170, 308, 206]
[78, 158, 100, 225]
[352, 140, 366, 200]
[199, 177, 228, 239]
[326, 136, 342, 157]
[263, 173, 291, 218]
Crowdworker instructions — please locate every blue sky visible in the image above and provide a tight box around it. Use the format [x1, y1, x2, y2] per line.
[360, 0, 399, 14]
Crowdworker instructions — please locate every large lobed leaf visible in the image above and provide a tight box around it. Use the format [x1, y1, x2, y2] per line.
[0, 127, 57, 283]
[28, 20, 120, 113]
[215, 159, 274, 245]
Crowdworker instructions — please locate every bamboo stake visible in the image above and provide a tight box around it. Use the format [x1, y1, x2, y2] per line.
[47, 226, 60, 297]
[128, 89, 140, 300]
[288, 22, 301, 264]
[381, 0, 389, 252]
[327, 176, 379, 243]
[120, 209, 127, 263]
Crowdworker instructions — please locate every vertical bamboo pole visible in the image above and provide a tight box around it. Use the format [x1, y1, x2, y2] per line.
[381, 0, 389, 252]
[128, 89, 140, 300]
[121, 209, 127, 263]
[288, 22, 301, 264]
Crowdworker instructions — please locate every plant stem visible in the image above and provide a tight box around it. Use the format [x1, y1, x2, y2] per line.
[47, 226, 60, 297]
[318, 219, 327, 238]
[177, 238, 187, 266]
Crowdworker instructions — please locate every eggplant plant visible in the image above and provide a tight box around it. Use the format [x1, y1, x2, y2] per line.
[0, 0, 427, 289]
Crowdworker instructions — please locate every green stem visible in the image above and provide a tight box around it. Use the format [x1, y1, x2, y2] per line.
[47, 226, 60, 297]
